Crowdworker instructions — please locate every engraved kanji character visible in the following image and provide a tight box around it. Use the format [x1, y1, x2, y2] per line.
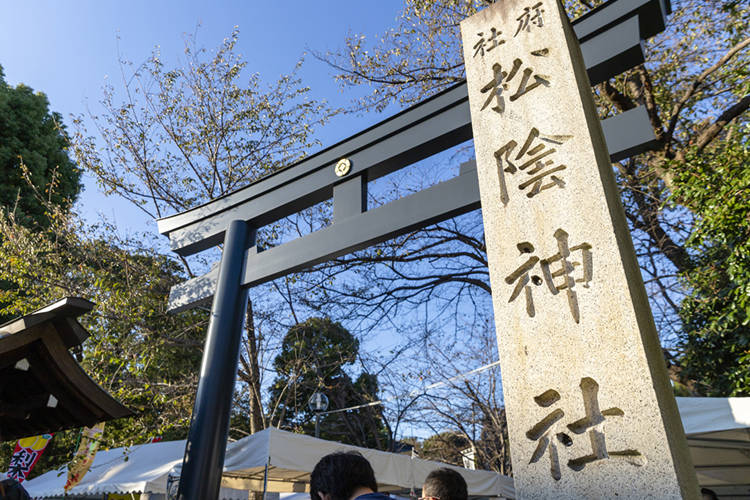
[540, 229, 592, 324]
[480, 62, 510, 114]
[480, 58, 550, 114]
[494, 128, 573, 204]
[566, 377, 646, 471]
[505, 230, 592, 321]
[504, 242, 543, 317]
[526, 389, 571, 480]
[473, 27, 505, 58]
[515, 2, 545, 36]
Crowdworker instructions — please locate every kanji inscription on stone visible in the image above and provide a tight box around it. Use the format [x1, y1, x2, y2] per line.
[494, 127, 573, 204]
[526, 378, 646, 481]
[515, 2, 546, 36]
[479, 57, 551, 114]
[473, 27, 505, 58]
[461, 1, 699, 498]
[505, 229, 592, 323]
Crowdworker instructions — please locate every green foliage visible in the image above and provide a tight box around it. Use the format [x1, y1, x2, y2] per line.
[0, 26, 342, 471]
[0, 428, 78, 481]
[0, 65, 81, 228]
[269, 316, 358, 427]
[0, 24, 340, 477]
[0, 199, 208, 467]
[269, 317, 387, 449]
[673, 125, 750, 396]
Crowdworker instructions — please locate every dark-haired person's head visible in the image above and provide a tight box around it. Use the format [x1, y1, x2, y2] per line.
[701, 489, 719, 500]
[422, 468, 468, 500]
[310, 451, 379, 500]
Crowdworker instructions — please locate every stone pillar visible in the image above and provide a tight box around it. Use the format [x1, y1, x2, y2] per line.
[460, 1, 699, 498]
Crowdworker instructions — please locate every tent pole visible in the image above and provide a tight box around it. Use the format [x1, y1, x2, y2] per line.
[263, 459, 269, 500]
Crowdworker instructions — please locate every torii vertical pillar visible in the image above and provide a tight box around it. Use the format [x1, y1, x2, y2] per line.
[177, 220, 254, 500]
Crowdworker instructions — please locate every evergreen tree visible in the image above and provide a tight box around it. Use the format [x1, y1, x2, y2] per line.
[673, 125, 750, 396]
[0, 65, 81, 228]
[269, 317, 387, 449]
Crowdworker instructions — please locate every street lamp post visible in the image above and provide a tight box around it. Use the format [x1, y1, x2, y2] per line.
[308, 393, 329, 439]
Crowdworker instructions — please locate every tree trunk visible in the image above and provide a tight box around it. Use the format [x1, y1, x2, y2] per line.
[238, 300, 265, 433]
[246, 301, 265, 433]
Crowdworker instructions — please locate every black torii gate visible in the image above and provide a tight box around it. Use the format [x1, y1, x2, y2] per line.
[157, 1, 671, 498]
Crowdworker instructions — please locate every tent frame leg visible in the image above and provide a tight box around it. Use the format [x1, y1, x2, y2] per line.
[263, 459, 269, 500]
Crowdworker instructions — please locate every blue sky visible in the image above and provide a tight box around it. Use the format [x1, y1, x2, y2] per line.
[0, 0, 404, 234]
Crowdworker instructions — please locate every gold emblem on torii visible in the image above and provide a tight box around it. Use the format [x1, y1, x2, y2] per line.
[335, 158, 351, 177]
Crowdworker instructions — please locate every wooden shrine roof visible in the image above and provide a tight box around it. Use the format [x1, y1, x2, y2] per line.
[0, 298, 134, 441]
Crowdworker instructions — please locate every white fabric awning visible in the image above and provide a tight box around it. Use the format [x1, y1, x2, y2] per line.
[220, 427, 515, 498]
[676, 397, 750, 498]
[23, 439, 185, 498]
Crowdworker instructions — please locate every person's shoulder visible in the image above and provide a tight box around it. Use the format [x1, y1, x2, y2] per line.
[353, 493, 392, 500]
[0, 478, 31, 500]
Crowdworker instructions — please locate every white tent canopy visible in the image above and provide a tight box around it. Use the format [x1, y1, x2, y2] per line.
[676, 397, 750, 499]
[220, 427, 514, 498]
[23, 439, 185, 499]
[24, 427, 515, 499]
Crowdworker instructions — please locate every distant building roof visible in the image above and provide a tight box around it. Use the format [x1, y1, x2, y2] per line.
[0, 298, 134, 442]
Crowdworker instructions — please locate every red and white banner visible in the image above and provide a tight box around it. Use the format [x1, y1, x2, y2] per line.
[7, 434, 54, 482]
